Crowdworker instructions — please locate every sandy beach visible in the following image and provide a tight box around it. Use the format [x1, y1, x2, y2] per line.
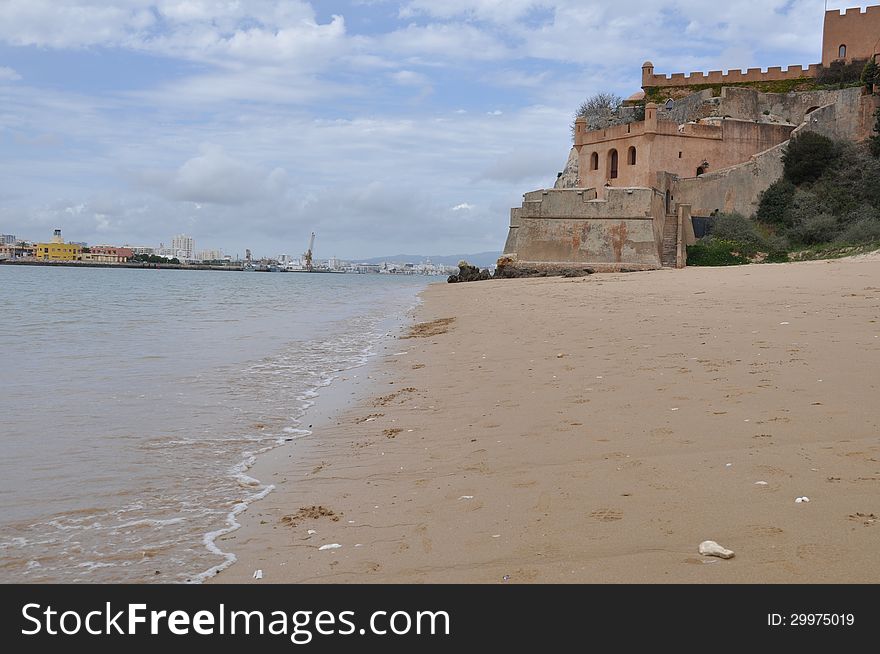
[212, 257, 880, 584]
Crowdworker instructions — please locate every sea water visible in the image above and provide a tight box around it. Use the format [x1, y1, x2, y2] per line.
[0, 266, 429, 582]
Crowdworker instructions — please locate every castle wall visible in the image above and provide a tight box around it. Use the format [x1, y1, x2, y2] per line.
[717, 86, 860, 126]
[574, 118, 794, 197]
[669, 89, 879, 218]
[670, 144, 786, 218]
[503, 188, 665, 271]
[641, 63, 820, 90]
[822, 5, 880, 66]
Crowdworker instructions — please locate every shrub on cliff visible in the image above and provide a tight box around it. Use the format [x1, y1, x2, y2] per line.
[788, 211, 840, 245]
[782, 132, 841, 184]
[710, 213, 769, 252]
[837, 207, 880, 244]
[756, 179, 796, 227]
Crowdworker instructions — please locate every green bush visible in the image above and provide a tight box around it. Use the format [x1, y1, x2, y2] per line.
[750, 138, 879, 257]
[788, 211, 840, 245]
[756, 179, 796, 227]
[838, 218, 880, 244]
[686, 239, 751, 266]
[764, 234, 791, 262]
[783, 132, 841, 184]
[817, 59, 868, 87]
[709, 213, 768, 253]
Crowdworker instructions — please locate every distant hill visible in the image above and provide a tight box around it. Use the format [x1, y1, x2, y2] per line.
[357, 251, 502, 267]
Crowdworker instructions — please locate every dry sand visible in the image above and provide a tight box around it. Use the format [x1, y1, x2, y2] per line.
[212, 257, 880, 584]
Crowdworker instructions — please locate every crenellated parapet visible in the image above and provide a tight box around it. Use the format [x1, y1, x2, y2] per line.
[641, 61, 821, 91]
[821, 5, 880, 65]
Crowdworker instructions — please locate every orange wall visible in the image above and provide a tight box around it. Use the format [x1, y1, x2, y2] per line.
[822, 5, 880, 66]
[575, 119, 793, 200]
[642, 64, 820, 89]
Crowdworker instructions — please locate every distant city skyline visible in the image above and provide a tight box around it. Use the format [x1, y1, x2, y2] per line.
[1, 1, 872, 257]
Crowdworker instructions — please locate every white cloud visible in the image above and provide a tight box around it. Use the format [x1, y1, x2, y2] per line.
[135, 145, 289, 206]
[0, 66, 21, 81]
[390, 69, 429, 86]
[382, 22, 511, 61]
[452, 203, 474, 211]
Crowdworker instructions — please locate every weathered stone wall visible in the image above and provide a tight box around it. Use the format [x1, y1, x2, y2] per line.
[669, 89, 879, 218]
[799, 90, 880, 141]
[670, 143, 786, 217]
[657, 89, 718, 124]
[718, 86, 862, 127]
[503, 188, 665, 271]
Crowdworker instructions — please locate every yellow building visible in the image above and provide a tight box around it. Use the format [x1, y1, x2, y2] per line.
[34, 229, 82, 261]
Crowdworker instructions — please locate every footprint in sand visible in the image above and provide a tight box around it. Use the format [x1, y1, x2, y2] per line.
[748, 525, 785, 537]
[590, 508, 623, 522]
[847, 512, 877, 526]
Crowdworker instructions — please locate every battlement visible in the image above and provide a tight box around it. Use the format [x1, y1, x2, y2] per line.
[825, 5, 880, 19]
[821, 4, 880, 65]
[641, 62, 821, 90]
[575, 119, 647, 146]
[575, 114, 770, 147]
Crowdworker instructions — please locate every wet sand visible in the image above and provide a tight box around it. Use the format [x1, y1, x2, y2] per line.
[212, 257, 880, 583]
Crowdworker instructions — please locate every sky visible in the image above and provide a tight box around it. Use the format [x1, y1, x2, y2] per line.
[0, 0, 873, 259]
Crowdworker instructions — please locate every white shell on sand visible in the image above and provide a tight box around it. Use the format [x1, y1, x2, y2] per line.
[318, 543, 342, 551]
[698, 540, 735, 559]
[795, 496, 810, 503]
[253, 569, 263, 580]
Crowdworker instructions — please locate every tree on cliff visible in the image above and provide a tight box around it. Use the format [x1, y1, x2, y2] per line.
[782, 132, 840, 184]
[570, 92, 622, 141]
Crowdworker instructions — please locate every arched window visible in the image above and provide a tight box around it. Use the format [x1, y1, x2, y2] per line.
[839, 44, 847, 59]
[608, 149, 618, 179]
[590, 152, 599, 170]
[627, 146, 637, 165]
[696, 166, 705, 177]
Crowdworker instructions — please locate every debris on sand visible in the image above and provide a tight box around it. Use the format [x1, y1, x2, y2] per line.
[401, 318, 455, 339]
[698, 540, 735, 559]
[281, 506, 341, 527]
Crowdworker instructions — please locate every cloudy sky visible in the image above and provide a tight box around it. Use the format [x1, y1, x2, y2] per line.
[0, 1, 870, 258]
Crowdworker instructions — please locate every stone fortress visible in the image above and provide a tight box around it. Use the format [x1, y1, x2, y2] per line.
[502, 4, 880, 272]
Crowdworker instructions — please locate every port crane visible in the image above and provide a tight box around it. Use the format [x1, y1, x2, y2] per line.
[303, 232, 315, 272]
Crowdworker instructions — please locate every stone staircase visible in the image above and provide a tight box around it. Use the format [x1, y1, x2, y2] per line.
[661, 215, 678, 268]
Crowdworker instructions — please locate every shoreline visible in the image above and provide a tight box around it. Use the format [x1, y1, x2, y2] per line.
[198, 292, 427, 583]
[212, 258, 880, 584]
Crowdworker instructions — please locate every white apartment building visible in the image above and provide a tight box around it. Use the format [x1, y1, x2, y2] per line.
[171, 234, 194, 260]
